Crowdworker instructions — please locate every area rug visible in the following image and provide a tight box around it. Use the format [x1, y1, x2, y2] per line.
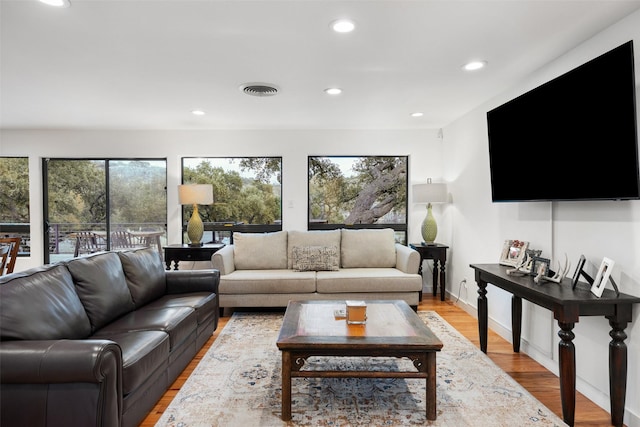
[156, 311, 567, 426]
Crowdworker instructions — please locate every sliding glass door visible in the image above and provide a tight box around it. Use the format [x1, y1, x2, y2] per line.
[43, 158, 167, 264]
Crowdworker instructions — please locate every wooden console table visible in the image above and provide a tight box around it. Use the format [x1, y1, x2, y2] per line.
[410, 243, 448, 301]
[470, 263, 640, 427]
[164, 243, 225, 270]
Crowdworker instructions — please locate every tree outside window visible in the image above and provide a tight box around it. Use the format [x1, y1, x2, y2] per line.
[0, 157, 29, 254]
[308, 156, 408, 243]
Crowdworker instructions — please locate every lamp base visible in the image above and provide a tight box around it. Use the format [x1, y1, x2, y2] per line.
[421, 241, 438, 246]
[421, 203, 438, 244]
[188, 242, 204, 247]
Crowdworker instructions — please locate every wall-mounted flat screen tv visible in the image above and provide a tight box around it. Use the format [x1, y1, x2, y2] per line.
[487, 40, 639, 202]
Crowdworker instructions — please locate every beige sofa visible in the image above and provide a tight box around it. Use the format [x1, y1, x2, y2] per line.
[212, 228, 422, 311]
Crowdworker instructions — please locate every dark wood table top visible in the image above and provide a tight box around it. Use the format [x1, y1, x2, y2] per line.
[276, 300, 443, 352]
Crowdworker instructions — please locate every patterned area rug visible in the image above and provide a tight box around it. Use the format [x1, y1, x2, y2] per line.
[156, 311, 567, 426]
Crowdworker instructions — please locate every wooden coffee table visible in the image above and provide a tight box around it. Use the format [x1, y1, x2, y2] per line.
[276, 300, 443, 421]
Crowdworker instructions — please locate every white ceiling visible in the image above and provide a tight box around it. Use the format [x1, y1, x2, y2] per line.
[2, 0, 640, 131]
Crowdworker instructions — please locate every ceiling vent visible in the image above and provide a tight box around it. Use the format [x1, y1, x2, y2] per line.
[240, 83, 279, 97]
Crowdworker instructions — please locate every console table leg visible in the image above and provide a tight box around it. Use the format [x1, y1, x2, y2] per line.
[609, 319, 628, 427]
[511, 296, 522, 353]
[477, 278, 488, 353]
[558, 321, 576, 427]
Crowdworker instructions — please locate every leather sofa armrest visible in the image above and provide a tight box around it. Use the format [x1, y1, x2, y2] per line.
[165, 269, 220, 294]
[395, 243, 420, 274]
[211, 244, 235, 275]
[0, 339, 122, 383]
[0, 339, 122, 427]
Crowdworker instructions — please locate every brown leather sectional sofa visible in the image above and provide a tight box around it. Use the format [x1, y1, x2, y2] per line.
[0, 247, 220, 427]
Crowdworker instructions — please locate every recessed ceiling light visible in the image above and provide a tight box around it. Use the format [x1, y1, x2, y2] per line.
[324, 88, 342, 95]
[462, 60, 487, 71]
[411, 112, 424, 117]
[39, 0, 71, 7]
[191, 110, 205, 116]
[330, 19, 355, 33]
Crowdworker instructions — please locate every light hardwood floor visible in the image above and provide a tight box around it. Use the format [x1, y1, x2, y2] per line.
[140, 295, 618, 426]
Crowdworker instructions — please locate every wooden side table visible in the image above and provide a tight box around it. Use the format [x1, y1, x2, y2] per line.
[164, 243, 225, 270]
[410, 243, 449, 301]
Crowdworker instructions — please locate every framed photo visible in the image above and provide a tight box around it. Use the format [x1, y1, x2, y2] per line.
[571, 255, 586, 289]
[499, 240, 529, 267]
[523, 249, 541, 273]
[590, 257, 615, 297]
[531, 256, 551, 279]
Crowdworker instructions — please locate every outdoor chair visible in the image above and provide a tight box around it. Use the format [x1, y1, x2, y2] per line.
[0, 237, 21, 275]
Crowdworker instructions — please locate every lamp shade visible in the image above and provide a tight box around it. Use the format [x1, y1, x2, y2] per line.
[178, 184, 213, 205]
[413, 179, 448, 204]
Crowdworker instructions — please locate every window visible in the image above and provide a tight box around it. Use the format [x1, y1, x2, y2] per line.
[182, 157, 282, 244]
[308, 156, 408, 243]
[44, 158, 167, 263]
[0, 157, 30, 255]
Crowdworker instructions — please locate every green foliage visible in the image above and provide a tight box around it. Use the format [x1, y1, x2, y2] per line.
[0, 157, 29, 223]
[183, 158, 282, 225]
[47, 160, 106, 224]
[46, 159, 167, 227]
[308, 156, 407, 224]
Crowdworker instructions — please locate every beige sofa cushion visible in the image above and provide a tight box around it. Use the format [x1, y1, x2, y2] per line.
[233, 231, 288, 270]
[218, 269, 316, 294]
[340, 228, 396, 268]
[287, 229, 341, 268]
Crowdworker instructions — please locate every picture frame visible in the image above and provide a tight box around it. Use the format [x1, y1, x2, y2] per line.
[590, 257, 615, 298]
[499, 240, 529, 267]
[530, 256, 551, 279]
[523, 249, 542, 273]
[571, 255, 586, 289]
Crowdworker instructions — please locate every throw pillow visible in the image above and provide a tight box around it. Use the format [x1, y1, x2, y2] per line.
[292, 245, 339, 272]
[287, 229, 341, 269]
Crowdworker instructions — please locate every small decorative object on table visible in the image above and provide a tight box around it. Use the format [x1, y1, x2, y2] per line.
[506, 248, 540, 276]
[345, 300, 367, 324]
[536, 254, 571, 284]
[571, 255, 587, 289]
[499, 240, 529, 267]
[591, 257, 615, 297]
[531, 256, 551, 283]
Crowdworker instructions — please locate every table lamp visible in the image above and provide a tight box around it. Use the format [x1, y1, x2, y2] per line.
[178, 184, 213, 246]
[413, 178, 448, 245]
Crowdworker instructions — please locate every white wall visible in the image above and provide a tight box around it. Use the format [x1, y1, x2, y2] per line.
[0, 128, 444, 272]
[442, 9, 640, 426]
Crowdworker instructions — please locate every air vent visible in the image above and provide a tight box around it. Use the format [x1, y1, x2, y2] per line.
[240, 83, 279, 97]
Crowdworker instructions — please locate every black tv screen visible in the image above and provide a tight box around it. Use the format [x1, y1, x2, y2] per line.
[487, 40, 640, 202]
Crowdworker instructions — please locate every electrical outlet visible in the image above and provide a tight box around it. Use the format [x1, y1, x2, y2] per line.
[461, 278, 467, 288]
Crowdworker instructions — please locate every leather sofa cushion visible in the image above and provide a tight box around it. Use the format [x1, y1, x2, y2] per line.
[67, 252, 136, 332]
[91, 330, 169, 395]
[340, 228, 396, 268]
[143, 292, 217, 325]
[118, 248, 166, 308]
[0, 264, 92, 340]
[233, 231, 288, 269]
[218, 269, 316, 294]
[96, 306, 197, 350]
[287, 229, 341, 269]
